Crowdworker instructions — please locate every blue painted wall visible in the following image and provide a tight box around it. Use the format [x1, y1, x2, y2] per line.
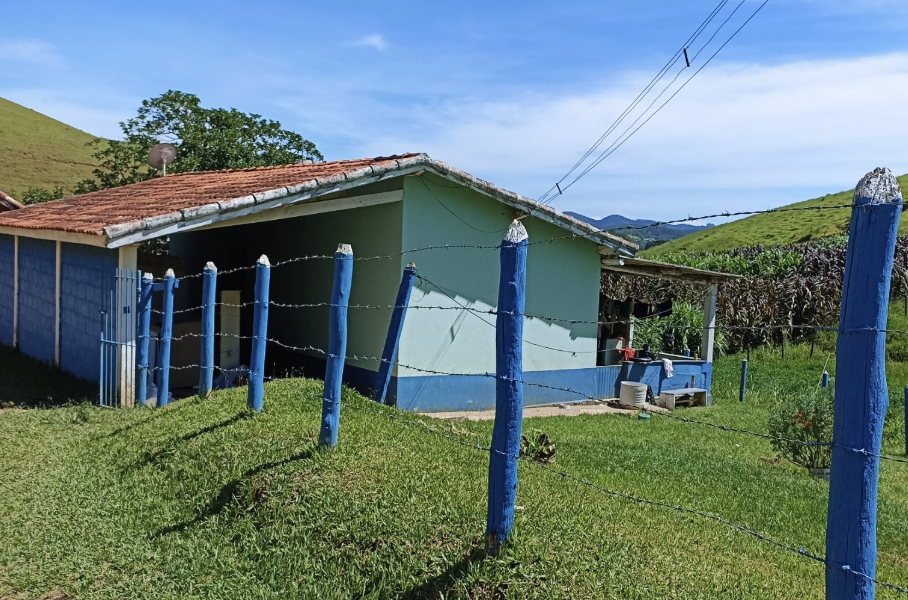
[0, 234, 13, 346]
[60, 243, 117, 381]
[16, 238, 56, 364]
[383, 361, 712, 412]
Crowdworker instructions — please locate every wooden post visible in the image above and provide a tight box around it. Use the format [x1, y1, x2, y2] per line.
[373, 262, 417, 404]
[248, 256, 270, 413]
[198, 262, 217, 399]
[157, 269, 177, 408]
[822, 370, 829, 389]
[319, 244, 353, 448]
[627, 299, 635, 348]
[136, 273, 153, 406]
[739, 359, 747, 402]
[486, 220, 528, 555]
[700, 283, 717, 363]
[826, 167, 902, 599]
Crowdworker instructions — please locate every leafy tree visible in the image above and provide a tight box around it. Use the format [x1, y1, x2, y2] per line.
[76, 90, 323, 194]
[15, 186, 65, 205]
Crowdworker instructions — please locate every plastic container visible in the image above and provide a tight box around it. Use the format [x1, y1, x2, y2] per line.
[618, 381, 648, 408]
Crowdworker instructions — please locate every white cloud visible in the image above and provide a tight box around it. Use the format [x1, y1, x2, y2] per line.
[349, 34, 388, 52]
[350, 52, 908, 220]
[0, 39, 62, 67]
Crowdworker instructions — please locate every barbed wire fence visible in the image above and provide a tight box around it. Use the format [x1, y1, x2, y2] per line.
[123, 181, 908, 597]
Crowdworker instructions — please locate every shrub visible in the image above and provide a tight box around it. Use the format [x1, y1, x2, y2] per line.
[768, 389, 833, 470]
[520, 429, 556, 463]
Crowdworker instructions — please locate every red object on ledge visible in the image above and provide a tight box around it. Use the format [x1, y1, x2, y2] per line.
[618, 347, 636, 361]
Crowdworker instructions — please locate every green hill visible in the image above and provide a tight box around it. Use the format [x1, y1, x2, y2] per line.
[642, 173, 908, 257]
[0, 97, 100, 196]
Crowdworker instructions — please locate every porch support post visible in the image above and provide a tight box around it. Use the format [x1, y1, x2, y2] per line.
[700, 283, 717, 363]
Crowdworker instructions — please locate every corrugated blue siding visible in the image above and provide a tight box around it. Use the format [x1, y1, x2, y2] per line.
[60, 243, 117, 381]
[0, 234, 13, 346]
[17, 238, 56, 364]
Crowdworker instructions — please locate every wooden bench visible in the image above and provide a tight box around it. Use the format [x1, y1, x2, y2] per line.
[657, 387, 708, 411]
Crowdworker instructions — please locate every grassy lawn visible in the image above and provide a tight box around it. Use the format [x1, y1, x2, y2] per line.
[0, 97, 100, 196]
[1, 348, 906, 599]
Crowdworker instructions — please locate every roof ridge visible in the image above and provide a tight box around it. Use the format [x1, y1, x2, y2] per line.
[165, 153, 425, 177]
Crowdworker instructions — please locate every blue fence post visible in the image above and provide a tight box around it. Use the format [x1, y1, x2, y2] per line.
[739, 359, 747, 403]
[486, 220, 528, 555]
[157, 269, 177, 408]
[199, 262, 217, 399]
[826, 168, 902, 599]
[136, 272, 154, 406]
[373, 262, 417, 404]
[319, 244, 353, 448]
[822, 370, 829, 389]
[248, 255, 270, 413]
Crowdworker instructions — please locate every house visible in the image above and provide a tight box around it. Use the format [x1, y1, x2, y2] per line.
[0, 153, 729, 411]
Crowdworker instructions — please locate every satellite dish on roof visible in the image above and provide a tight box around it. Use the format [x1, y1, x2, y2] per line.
[148, 143, 178, 176]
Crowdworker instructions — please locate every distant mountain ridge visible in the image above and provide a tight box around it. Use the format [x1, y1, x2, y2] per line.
[565, 211, 712, 249]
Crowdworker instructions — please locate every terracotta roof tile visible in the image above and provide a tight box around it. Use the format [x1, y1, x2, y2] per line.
[0, 154, 419, 235]
[0, 153, 637, 253]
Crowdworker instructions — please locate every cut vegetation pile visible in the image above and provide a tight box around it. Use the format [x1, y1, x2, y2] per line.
[0, 97, 99, 196]
[1, 346, 906, 599]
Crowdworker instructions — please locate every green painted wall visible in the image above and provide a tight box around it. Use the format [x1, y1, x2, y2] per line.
[168, 173, 601, 385]
[397, 173, 600, 377]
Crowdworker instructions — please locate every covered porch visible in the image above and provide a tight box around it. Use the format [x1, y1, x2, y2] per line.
[593, 253, 736, 404]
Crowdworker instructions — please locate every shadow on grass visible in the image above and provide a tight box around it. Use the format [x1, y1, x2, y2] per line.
[128, 411, 253, 469]
[400, 548, 486, 600]
[154, 444, 318, 536]
[100, 396, 207, 439]
[0, 347, 96, 409]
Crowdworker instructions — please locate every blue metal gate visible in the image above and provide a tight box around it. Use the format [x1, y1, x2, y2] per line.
[99, 268, 139, 408]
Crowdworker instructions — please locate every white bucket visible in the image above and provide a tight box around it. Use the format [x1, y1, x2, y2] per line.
[618, 381, 648, 408]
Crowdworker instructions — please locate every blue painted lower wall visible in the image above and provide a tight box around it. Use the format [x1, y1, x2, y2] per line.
[60, 244, 117, 382]
[338, 359, 711, 413]
[16, 238, 56, 364]
[0, 234, 13, 347]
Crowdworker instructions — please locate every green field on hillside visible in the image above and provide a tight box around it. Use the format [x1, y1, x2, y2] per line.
[1, 344, 906, 599]
[0, 97, 100, 196]
[642, 174, 908, 257]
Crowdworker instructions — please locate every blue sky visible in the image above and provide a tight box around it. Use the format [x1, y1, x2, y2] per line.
[2, 0, 908, 222]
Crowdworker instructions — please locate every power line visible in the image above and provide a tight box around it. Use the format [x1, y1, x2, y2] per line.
[555, 0, 770, 197]
[537, 0, 732, 205]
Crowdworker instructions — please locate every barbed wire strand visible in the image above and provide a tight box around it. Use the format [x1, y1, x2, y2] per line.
[146, 201, 861, 282]
[306, 390, 908, 594]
